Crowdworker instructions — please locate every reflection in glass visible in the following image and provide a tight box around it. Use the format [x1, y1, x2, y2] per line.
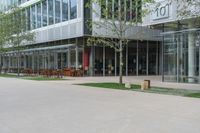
[31, 5, 36, 29]
[42, 0, 47, 26]
[37, 3, 41, 28]
[62, 0, 68, 21]
[48, 0, 54, 25]
[70, 0, 77, 19]
[55, 0, 61, 23]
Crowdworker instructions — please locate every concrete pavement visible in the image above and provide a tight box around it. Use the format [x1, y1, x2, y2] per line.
[0, 77, 200, 133]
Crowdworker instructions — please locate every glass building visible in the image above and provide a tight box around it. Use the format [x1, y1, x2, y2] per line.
[0, 0, 161, 78]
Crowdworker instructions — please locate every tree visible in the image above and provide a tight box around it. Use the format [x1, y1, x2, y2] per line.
[86, 0, 154, 84]
[0, 12, 12, 73]
[176, 0, 200, 18]
[8, 7, 35, 76]
[0, 12, 6, 73]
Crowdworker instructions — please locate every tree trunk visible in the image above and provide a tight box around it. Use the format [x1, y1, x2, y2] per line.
[17, 51, 20, 77]
[119, 40, 123, 84]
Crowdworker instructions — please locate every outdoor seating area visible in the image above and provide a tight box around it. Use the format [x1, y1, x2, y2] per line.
[0, 68, 84, 77]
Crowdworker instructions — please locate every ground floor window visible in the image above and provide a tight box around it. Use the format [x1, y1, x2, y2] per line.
[0, 40, 160, 77]
[163, 30, 200, 83]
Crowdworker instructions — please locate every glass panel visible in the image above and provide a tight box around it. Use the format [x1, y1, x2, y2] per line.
[148, 43, 158, 75]
[95, 47, 103, 76]
[37, 3, 41, 28]
[62, 52, 67, 68]
[31, 5, 36, 29]
[138, 42, 147, 75]
[70, 0, 77, 19]
[126, 0, 130, 20]
[114, 0, 118, 19]
[100, 0, 106, 18]
[55, 0, 61, 23]
[48, 52, 54, 69]
[70, 50, 76, 68]
[128, 43, 137, 75]
[58, 53, 61, 69]
[164, 31, 200, 83]
[48, 0, 54, 25]
[62, 0, 68, 21]
[163, 34, 177, 82]
[105, 48, 115, 76]
[42, 0, 47, 26]
[78, 48, 83, 68]
[26, 7, 31, 30]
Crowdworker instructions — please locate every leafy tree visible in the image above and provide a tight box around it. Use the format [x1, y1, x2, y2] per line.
[0, 12, 13, 73]
[176, 0, 200, 18]
[86, 0, 154, 84]
[2, 7, 35, 76]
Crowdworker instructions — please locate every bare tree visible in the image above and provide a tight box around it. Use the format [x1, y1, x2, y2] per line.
[86, 0, 154, 84]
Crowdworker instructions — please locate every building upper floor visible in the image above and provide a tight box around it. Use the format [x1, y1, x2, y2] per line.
[0, 0, 161, 44]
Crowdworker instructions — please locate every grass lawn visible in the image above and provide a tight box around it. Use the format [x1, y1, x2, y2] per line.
[79, 82, 200, 98]
[22, 76, 66, 81]
[0, 73, 18, 78]
[0, 73, 66, 81]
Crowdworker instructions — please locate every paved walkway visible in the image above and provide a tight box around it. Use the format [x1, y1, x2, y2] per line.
[0, 77, 200, 133]
[60, 76, 200, 90]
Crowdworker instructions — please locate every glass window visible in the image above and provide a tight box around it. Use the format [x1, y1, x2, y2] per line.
[70, 0, 77, 19]
[37, 3, 41, 28]
[101, 0, 106, 18]
[31, 5, 36, 29]
[62, 0, 68, 21]
[26, 7, 31, 30]
[55, 0, 61, 23]
[48, 0, 54, 25]
[107, 0, 112, 19]
[42, 0, 47, 26]
[114, 0, 119, 19]
[126, 0, 130, 21]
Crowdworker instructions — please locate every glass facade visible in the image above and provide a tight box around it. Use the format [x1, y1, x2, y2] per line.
[163, 30, 200, 83]
[101, 0, 141, 21]
[2, 0, 78, 30]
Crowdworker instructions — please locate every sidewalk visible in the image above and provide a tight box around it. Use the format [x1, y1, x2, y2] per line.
[63, 76, 200, 90]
